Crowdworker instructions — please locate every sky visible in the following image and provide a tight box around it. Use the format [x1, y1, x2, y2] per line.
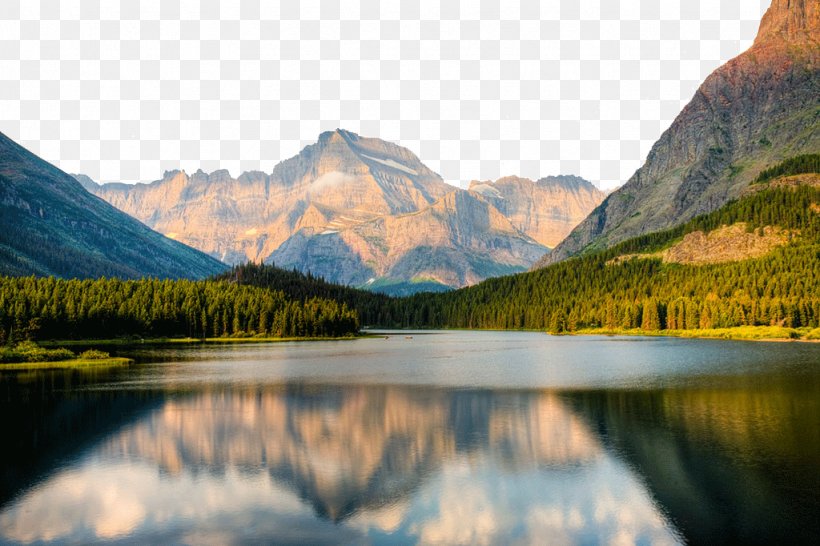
[0, 0, 770, 190]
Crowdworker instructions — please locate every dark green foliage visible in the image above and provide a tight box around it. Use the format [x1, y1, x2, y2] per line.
[78, 349, 110, 360]
[216, 263, 402, 327]
[0, 276, 359, 341]
[0, 342, 75, 363]
[753, 154, 820, 184]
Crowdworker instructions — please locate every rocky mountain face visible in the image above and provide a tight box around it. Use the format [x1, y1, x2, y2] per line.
[270, 188, 548, 287]
[0, 131, 225, 279]
[83, 130, 452, 267]
[469, 175, 605, 248]
[537, 0, 820, 267]
[84, 130, 601, 291]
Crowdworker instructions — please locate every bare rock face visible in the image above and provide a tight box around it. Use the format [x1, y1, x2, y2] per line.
[270, 189, 548, 287]
[83, 130, 599, 290]
[537, 0, 820, 267]
[754, 0, 819, 46]
[469, 175, 605, 248]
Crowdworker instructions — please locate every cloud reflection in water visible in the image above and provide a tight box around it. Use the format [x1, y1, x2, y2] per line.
[0, 385, 681, 544]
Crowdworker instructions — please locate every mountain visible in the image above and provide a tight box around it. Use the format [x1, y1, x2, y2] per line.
[537, 0, 819, 267]
[84, 130, 452, 266]
[83, 130, 601, 292]
[469, 175, 605, 248]
[269, 187, 548, 289]
[0, 131, 226, 279]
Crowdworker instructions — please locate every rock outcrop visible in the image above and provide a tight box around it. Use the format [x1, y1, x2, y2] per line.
[536, 0, 819, 267]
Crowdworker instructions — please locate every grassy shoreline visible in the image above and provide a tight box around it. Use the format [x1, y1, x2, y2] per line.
[39, 334, 365, 347]
[570, 325, 820, 342]
[27, 327, 820, 348]
[0, 357, 132, 371]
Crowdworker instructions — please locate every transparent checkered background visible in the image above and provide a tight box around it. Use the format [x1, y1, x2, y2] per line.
[0, 0, 769, 190]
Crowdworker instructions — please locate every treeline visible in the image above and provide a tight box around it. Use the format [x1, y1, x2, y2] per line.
[216, 263, 403, 327]
[390, 184, 820, 332]
[0, 277, 359, 343]
[753, 153, 820, 184]
[404, 244, 820, 332]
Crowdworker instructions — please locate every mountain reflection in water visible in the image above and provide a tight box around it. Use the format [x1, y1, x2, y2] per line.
[0, 385, 679, 544]
[0, 332, 817, 544]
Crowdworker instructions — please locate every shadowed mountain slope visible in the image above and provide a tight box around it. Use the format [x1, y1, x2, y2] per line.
[0, 132, 226, 279]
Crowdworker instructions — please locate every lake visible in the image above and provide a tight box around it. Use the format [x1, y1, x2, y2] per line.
[0, 331, 818, 544]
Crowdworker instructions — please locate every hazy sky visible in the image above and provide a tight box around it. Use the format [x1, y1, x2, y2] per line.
[0, 0, 769, 189]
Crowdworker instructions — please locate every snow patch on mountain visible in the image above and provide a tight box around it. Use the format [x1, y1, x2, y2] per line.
[361, 154, 419, 176]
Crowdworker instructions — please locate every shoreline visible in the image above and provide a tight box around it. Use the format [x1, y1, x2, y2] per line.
[0, 357, 133, 371]
[366, 325, 820, 343]
[569, 326, 820, 343]
[39, 334, 367, 347]
[28, 327, 820, 347]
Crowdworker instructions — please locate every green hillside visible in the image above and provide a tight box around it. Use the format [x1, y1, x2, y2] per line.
[215, 263, 400, 327]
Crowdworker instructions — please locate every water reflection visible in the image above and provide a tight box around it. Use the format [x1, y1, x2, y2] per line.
[1, 332, 817, 544]
[0, 385, 680, 544]
[567, 377, 820, 545]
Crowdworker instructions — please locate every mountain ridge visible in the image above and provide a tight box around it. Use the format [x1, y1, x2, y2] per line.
[82, 130, 603, 291]
[0, 131, 226, 279]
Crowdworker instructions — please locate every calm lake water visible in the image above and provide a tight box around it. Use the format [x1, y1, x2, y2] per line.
[0, 331, 818, 545]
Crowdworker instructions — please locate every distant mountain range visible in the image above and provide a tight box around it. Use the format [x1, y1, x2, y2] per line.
[80, 129, 603, 292]
[537, 0, 819, 267]
[0, 131, 225, 279]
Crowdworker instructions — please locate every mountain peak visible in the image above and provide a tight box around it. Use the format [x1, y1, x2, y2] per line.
[317, 128, 355, 145]
[754, 0, 819, 48]
[318, 128, 340, 139]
